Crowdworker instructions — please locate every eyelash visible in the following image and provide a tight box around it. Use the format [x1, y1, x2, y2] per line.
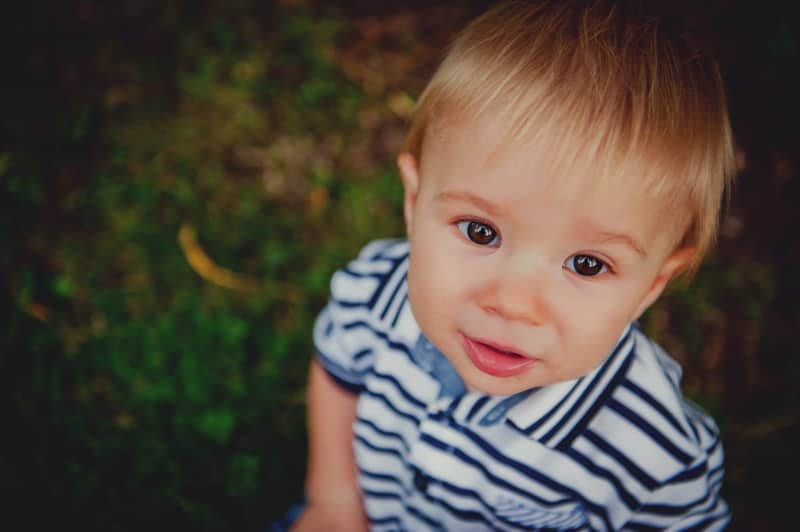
[563, 254, 612, 277]
[456, 219, 501, 247]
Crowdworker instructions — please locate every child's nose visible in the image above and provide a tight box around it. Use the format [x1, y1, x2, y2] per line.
[479, 257, 551, 325]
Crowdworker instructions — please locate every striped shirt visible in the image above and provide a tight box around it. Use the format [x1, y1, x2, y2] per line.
[313, 239, 729, 531]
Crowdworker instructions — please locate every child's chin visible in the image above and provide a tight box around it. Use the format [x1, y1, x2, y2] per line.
[463, 373, 541, 397]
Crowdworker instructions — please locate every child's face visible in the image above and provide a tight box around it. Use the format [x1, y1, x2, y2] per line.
[399, 116, 693, 396]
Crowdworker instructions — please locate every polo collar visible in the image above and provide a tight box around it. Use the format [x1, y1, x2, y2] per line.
[504, 324, 636, 449]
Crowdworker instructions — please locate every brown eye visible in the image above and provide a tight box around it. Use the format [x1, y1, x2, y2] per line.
[457, 220, 499, 246]
[567, 254, 607, 276]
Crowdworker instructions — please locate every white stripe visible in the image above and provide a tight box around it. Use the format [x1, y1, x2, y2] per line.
[330, 270, 380, 299]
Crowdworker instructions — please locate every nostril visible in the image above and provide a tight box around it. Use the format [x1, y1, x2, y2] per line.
[484, 305, 499, 316]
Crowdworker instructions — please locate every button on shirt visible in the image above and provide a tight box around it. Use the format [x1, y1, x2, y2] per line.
[314, 239, 730, 531]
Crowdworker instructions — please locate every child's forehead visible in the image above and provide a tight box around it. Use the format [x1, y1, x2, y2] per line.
[423, 110, 667, 195]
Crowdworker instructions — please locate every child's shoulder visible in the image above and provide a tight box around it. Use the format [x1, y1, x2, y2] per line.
[328, 239, 408, 296]
[584, 326, 722, 484]
[313, 239, 414, 389]
[324, 239, 411, 326]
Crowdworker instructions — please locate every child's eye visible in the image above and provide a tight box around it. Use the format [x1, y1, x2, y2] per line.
[565, 254, 609, 276]
[456, 220, 500, 247]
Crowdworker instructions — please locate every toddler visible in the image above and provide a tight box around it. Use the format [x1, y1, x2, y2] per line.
[292, 1, 734, 530]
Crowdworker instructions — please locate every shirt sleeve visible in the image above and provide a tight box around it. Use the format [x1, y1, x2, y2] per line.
[623, 432, 730, 531]
[312, 240, 404, 393]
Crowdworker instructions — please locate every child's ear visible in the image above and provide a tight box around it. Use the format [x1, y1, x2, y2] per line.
[633, 247, 695, 318]
[397, 152, 420, 237]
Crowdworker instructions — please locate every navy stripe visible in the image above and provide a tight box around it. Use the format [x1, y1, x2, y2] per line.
[708, 474, 723, 494]
[638, 490, 717, 516]
[537, 334, 630, 442]
[371, 370, 428, 409]
[707, 463, 724, 480]
[520, 379, 582, 435]
[342, 320, 412, 358]
[686, 411, 701, 441]
[368, 515, 401, 526]
[355, 434, 406, 461]
[621, 379, 689, 438]
[466, 396, 491, 422]
[328, 295, 376, 308]
[359, 467, 405, 485]
[674, 491, 727, 526]
[353, 348, 373, 361]
[356, 418, 411, 453]
[315, 347, 370, 381]
[405, 503, 442, 529]
[684, 403, 718, 436]
[325, 371, 363, 394]
[315, 350, 368, 391]
[445, 394, 464, 417]
[366, 254, 407, 310]
[331, 297, 372, 308]
[624, 522, 663, 531]
[362, 389, 420, 426]
[390, 293, 407, 328]
[369, 518, 402, 531]
[705, 436, 722, 456]
[341, 267, 387, 280]
[564, 447, 640, 510]
[379, 271, 407, 321]
[681, 513, 730, 532]
[583, 429, 659, 490]
[608, 397, 694, 464]
[553, 346, 635, 450]
[668, 460, 708, 483]
[362, 488, 403, 500]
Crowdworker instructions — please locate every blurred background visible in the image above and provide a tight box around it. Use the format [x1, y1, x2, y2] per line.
[1, 0, 797, 530]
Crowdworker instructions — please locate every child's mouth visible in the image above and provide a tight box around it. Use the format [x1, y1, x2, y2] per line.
[461, 335, 537, 378]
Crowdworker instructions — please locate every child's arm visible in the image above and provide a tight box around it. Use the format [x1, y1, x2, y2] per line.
[291, 358, 368, 532]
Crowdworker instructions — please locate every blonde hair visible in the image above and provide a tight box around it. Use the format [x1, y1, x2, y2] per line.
[404, 0, 735, 274]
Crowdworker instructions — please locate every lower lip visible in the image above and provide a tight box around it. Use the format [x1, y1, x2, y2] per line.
[461, 335, 537, 378]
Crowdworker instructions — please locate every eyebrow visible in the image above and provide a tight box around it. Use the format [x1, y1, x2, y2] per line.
[591, 231, 647, 258]
[435, 190, 504, 217]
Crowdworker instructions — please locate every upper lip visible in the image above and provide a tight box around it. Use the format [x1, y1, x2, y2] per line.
[465, 335, 534, 359]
